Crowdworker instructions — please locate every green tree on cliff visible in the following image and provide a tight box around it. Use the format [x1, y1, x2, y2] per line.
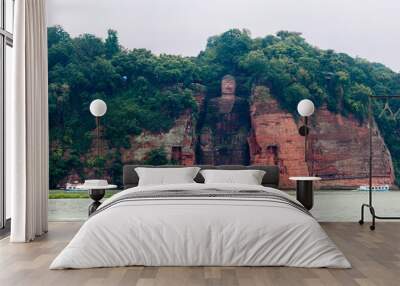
[105, 29, 120, 58]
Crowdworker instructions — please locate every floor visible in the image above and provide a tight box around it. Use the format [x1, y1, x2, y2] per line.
[1, 222, 400, 286]
[48, 190, 400, 222]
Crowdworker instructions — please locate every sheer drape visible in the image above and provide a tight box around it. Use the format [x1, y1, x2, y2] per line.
[8, 0, 49, 242]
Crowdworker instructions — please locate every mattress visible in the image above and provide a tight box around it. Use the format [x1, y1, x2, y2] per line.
[50, 183, 350, 269]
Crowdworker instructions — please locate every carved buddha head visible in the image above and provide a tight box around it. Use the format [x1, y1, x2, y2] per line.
[221, 75, 236, 95]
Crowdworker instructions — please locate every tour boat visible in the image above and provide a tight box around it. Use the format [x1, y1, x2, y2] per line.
[65, 181, 84, 191]
[358, 184, 390, 192]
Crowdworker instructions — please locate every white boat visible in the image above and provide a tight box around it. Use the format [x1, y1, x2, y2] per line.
[358, 184, 390, 192]
[65, 181, 85, 192]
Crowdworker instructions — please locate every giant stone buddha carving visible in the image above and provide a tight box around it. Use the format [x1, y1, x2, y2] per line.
[197, 75, 250, 165]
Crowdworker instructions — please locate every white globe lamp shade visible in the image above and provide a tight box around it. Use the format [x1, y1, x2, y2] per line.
[297, 99, 315, 117]
[90, 99, 107, 117]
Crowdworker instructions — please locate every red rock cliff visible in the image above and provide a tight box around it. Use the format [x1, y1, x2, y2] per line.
[248, 86, 308, 188]
[248, 85, 395, 189]
[310, 106, 394, 188]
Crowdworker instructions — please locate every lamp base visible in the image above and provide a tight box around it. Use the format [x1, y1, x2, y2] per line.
[88, 189, 105, 216]
[298, 125, 309, 136]
[88, 200, 102, 216]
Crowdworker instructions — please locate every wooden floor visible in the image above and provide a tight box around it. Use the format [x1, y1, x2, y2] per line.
[1, 222, 400, 286]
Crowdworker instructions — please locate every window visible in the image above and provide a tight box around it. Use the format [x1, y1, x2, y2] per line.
[0, 0, 13, 231]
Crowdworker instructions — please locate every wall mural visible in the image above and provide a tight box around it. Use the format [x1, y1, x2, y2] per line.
[48, 27, 400, 189]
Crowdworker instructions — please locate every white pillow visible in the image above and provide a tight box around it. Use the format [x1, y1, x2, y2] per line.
[200, 169, 266, 185]
[135, 167, 200, 186]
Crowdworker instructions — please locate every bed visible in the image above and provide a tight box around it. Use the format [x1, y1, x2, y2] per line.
[50, 165, 350, 269]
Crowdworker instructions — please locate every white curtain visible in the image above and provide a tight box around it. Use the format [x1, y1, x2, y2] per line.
[7, 0, 49, 242]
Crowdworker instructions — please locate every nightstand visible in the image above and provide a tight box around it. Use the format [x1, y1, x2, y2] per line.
[289, 176, 321, 210]
[77, 180, 117, 215]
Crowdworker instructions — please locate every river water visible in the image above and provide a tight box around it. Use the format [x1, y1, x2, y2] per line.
[48, 190, 400, 222]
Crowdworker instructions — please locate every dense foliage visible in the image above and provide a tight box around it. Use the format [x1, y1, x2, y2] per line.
[48, 26, 400, 187]
[48, 26, 197, 186]
[143, 148, 169, 165]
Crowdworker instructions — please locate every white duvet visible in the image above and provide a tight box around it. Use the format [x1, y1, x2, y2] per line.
[50, 183, 351, 269]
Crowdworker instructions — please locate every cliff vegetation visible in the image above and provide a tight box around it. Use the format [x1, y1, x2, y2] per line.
[48, 26, 400, 187]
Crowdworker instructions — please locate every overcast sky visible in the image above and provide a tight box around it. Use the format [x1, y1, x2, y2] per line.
[47, 0, 400, 72]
